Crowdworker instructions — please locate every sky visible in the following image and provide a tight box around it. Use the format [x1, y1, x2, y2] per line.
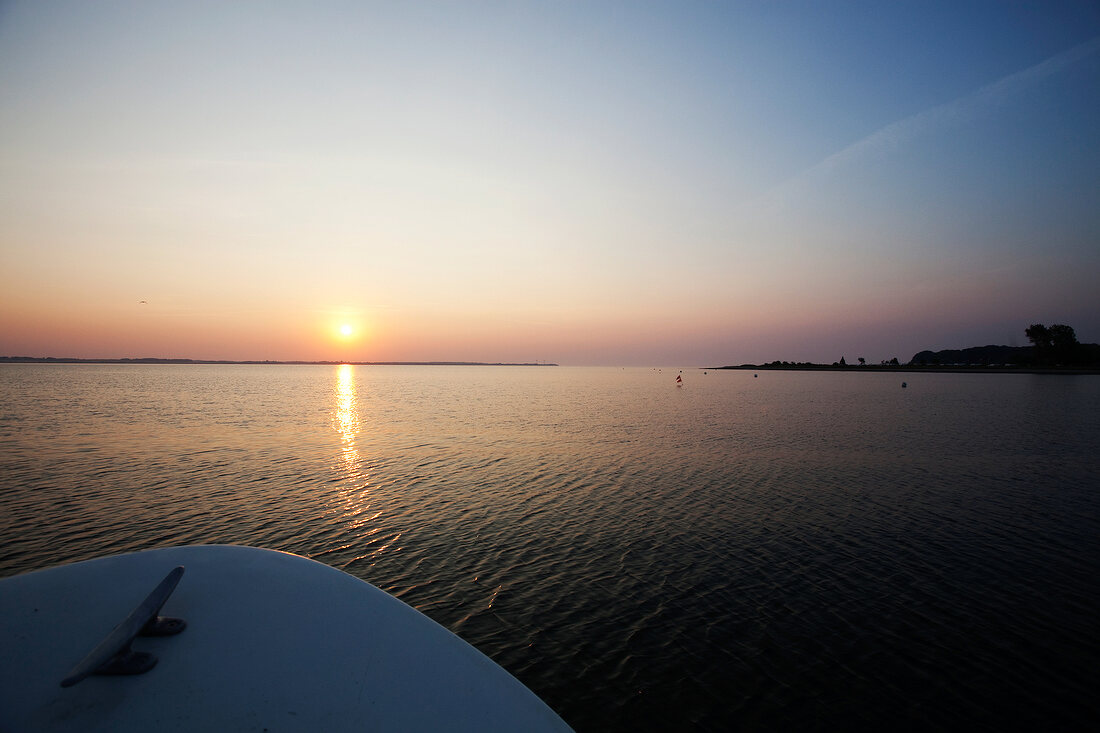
[1, 0, 1098, 366]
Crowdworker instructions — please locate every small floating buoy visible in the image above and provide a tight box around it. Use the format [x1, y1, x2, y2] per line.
[754, 374, 758, 378]
[901, 382, 907, 388]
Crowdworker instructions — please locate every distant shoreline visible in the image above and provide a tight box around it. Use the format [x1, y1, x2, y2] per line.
[3, 357, 1095, 374]
[0, 357, 557, 367]
[707, 364, 1100, 375]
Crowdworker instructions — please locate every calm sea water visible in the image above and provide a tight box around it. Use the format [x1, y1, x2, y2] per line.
[2, 364, 1098, 731]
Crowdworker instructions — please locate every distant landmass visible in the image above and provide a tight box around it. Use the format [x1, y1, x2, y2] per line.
[711, 341, 1100, 372]
[910, 342, 1100, 367]
[708, 322, 1100, 371]
[0, 357, 557, 367]
[910, 345, 1033, 366]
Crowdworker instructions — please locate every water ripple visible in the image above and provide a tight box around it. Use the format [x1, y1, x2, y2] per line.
[1, 365, 1098, 730]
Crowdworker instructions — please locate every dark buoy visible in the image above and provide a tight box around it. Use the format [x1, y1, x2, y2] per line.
[901, 381, 907, 388]
[754, 374, 758, 378]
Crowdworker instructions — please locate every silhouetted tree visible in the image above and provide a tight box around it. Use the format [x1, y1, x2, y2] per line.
[890, 357, 899, 365]
[1049, 324, 1079, 364]
[1026, 323, 1081, 365]
[839, 356, 847, 366]
[857, 357, 866, 366]
[1026, 324, 1052, 363]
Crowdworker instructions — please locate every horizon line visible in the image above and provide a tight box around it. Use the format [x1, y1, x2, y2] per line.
[0, 356, 559, 367]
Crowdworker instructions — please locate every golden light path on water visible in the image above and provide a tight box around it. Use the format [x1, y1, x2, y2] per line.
[333, 363, 360, 466]
[329, 364, 392, 559]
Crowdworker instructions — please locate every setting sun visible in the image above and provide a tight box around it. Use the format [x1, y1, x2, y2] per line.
[325, 312, 373, 352]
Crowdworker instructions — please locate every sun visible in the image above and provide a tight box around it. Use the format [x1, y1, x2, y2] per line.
[330, 317, 369, 346]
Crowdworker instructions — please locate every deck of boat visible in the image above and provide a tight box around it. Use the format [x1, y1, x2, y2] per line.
[0, 545, 571, 732]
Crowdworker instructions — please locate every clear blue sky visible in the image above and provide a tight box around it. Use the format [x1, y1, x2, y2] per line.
[2, 1, 1098, 364]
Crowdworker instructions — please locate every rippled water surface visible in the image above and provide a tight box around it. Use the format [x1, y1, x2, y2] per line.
[2, 364, 1098, 730]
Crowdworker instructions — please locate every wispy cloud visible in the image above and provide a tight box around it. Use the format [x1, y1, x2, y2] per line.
[748, 35, 1100, 213]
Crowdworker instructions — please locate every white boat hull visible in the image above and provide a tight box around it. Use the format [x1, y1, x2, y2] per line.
[0, 545, 571, 732]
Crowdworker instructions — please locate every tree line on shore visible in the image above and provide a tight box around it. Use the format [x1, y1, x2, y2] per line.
[910, 323, 1096, 367]
[728, 323, 1097, 369]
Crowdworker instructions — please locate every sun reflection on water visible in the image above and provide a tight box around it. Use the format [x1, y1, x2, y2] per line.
[328, 365, 400, 566]
[333, 364, 361, 453]
[331, 363, 367, 491]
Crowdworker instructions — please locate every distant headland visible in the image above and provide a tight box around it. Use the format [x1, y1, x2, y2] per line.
[710, 323, 1100, 374]
[0, 357, 557, 367]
